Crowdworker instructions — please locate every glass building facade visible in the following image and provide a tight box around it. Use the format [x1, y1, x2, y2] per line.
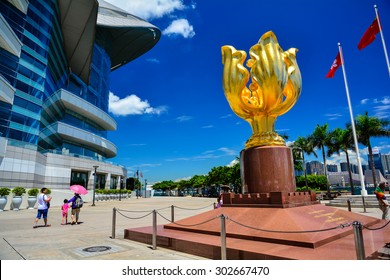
[0, 0, 160, 190]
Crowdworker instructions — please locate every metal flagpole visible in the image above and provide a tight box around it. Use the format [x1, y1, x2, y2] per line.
[338, 43, 368, 200]
[374, 5, 390, 77]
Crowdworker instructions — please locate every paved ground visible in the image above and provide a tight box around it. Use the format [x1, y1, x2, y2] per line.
[0, 196, 386, 260]
[0, 196, 215, 260]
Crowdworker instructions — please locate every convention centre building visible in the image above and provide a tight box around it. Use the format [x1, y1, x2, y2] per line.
[0, 0, 160, 190]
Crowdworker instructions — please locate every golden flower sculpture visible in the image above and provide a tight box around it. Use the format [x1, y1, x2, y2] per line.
[222, 31, 301, 148]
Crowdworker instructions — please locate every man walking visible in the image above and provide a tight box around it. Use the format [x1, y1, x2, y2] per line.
[374, 181, 389, 220]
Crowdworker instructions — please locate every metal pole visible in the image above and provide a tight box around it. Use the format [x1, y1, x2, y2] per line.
[374, 5, 390, 77]
[220, 214, 227, 260]
[144, 179, 147, 198]
[352, 221, 365, 260]
[338, 44, 367, 208]
[171, 205, 175, 222]
[347, 199, 351, 212]
[119, 178, 122, 201]
[112, 207, 116, 239]
[92, 165, 99, 206]
[152, 210, 157, 250]
[362, 195, 367, 213]
[214, 202, 216, 209]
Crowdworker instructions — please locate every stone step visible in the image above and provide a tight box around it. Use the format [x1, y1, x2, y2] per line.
[325, 195, 380, 208]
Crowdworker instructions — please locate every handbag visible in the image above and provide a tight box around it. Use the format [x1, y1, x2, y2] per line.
[44, 194, 50, 209]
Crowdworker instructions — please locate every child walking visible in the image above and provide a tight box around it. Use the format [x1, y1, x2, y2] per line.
[61, 199, 69, 225]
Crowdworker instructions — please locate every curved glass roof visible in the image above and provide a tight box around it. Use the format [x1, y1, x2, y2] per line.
[59, 0, 161, 84]
[96, 0, 161, 70]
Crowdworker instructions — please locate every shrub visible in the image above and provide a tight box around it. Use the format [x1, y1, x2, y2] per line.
[28, 188, 39, 196]
[12, 187, 26, 196]
[0, 187, 11, 197]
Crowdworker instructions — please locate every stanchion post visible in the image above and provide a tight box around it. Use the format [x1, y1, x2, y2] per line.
[112, 207, 116, 239]
[171, 205, 175, 222]
[352, 221, 365, 260]
[214, 202, 216, 209]
[220, 214, 227, 260]
[347, 199, 351, 212]
[361, 195, 367, 213]
[152, 210, 157, 250]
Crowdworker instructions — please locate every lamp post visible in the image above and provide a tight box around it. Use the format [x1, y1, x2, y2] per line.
[144, 179, 147, 198]
[119, 178, 123, 201]
[92, 165, 99, 206]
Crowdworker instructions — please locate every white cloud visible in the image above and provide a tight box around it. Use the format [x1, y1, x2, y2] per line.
[373, 105, 390, 118]
[105, 1, 196, 39]
[382, 97, 390, 104]
[108, 92, 167, 116]
[166, 147, 238, 162]
[360, 98, 369, 105]
[324, 113, 342, 120]
[105, 0, 186, 20]
[176, 115, 193, 122]
[227, 158, 239, 167]
[146, 58, 160, 64]
[374, 96, 390, 104]
[162, 19, 195, 38]
[327, 149, 368, 167]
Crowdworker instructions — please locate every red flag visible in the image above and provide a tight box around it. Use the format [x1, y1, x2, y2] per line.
[358, 17, 380, 50]
[326, 52, 342, 78]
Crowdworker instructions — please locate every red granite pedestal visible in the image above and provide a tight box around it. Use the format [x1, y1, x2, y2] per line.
[124, 205, 388, 260]
[123, 146, 390, 259]
[240, 146, 296, 194]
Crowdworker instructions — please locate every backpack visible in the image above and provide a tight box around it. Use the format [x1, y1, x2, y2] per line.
[75, 196, 83, 208]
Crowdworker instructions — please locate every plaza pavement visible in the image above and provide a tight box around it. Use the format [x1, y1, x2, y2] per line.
[0, 195, 385, 260]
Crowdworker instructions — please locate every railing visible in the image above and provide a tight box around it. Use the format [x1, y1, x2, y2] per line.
[111, 205, 390, 260]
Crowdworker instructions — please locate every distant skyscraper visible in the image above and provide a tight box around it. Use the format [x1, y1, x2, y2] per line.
[0, 0, 160, 189]
[340, 162, 359, 174]
[372, 152, 385, 175]
[306, 161, 324, 175]
[380, 154, 390, 176]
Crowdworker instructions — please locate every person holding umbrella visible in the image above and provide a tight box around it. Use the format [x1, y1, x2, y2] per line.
[68, 185, 87, 225]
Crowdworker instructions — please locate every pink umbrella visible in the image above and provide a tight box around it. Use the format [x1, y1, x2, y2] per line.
[70, 185, 88, 195]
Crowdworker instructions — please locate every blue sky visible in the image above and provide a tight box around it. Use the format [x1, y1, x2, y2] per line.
[105, 0, 390, 184]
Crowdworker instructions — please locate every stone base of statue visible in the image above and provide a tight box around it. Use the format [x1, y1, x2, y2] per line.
[241, 146, 296, 194]
[236, 145, 317, 207]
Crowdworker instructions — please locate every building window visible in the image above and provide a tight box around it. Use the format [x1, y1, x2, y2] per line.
[71, 170, 88, 189]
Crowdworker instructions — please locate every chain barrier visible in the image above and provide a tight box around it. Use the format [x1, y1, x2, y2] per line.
[362, 219, 390, 231]
[116, 208, 153, 220]
[174, 203, 215, 211]
[157, 211, 220, 227]
[227, 217, 352, 234]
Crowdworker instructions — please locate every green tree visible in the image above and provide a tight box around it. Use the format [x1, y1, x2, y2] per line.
[153, 180, 177, 195]
[189, 175, 207, 189]
[355, 112, 390, 187]
[229, 159, 242, 193]
[290, 136, 317, 190]
[206, 166, 232, 186]
[295, 175, 328, 190]
[309, 124, 331, 194]
[327, 127, 356, 193]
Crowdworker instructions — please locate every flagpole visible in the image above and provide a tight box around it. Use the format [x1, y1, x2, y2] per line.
[338, 43, 367, 198]
[374, 5, 390, 77]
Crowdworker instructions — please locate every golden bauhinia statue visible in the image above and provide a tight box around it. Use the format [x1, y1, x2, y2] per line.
[222, 31, 302, 148]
